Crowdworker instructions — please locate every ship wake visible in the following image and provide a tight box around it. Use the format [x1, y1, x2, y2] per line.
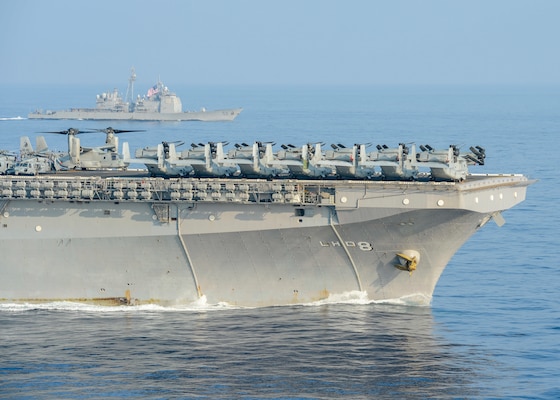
[0, 116, 25, 121]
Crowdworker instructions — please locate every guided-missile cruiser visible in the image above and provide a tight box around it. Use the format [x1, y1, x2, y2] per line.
[28, 68, 242, 122]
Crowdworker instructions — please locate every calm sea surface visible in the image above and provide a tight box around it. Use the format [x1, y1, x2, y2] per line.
[0, 84, 559, 399]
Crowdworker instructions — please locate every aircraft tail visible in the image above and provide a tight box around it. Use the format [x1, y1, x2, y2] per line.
[253, 143, 260, 170]
[408, 144, 418, 167]
[168, 143, 178, 161]
[301, 144, 309, 169]
[205, 144, 212, 169]
[36, 136, 49, 153]
[69, 136, 80, 164]
[20, 136, 34, 154]
[122, 142, 131, 163]
[312, 143, 323, 163]
[351, 145, 357, 168]
[156, 144, 164, 168]
[265, 143, 275, 165]
[216, 142, 225, 161]
[359, 144, 367, 164]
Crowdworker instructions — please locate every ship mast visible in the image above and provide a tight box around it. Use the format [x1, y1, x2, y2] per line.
[125, 67, 136, 111]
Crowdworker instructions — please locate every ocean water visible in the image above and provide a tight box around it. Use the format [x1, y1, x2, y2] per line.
[0, 84, 558, 399]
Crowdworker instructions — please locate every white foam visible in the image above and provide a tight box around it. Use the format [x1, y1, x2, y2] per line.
[0, 116, 26, 121]
[302, 290, 371, 306]
[0, 292, 431, 313]
[0, 298, 242, 313]
[301, 291, 432, 307]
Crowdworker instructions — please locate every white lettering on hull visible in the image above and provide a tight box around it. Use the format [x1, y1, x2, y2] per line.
[319, 241, 373, 251]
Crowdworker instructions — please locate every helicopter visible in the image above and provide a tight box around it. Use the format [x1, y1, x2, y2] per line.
[5, 136, 62, 175]
[0, 150, 17, 175]
[44, 127, 142, 171]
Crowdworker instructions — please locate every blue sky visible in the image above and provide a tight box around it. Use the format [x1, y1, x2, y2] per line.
[1, 0, 559, 85]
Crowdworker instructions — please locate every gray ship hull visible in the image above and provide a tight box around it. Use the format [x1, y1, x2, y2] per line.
[0, 175, 531, 307]
[28, 108, 243, 122]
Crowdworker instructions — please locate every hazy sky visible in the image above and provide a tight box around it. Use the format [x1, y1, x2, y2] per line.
[2, 0, 559, 85]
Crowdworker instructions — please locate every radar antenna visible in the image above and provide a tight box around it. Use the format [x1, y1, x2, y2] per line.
[125, 67, 136, 110]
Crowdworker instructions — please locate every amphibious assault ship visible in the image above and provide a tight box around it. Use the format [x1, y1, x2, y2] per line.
[28, 68, 242, 122]
[0, 135, 533, 307]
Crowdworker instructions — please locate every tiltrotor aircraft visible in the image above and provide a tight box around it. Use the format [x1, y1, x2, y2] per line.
[129, 139, 486, 181]
[356, 142, 486, 182]
[177, 142, 237, 178]
[4, 124, 487, 181]
[226, 142, 287, 178]
[131, 141, 238, 178]
[318, 143, 377, 179]
[45, 127, 142, 171]
[132, 141, 193, 177]
[369, 143, 419, 180]
[415, 143, 485, 181]
[323, 142, 486, 182]
[272, 143, 333, 178]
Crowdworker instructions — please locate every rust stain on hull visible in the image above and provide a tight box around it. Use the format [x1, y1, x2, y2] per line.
[1, 297, 162, 306]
